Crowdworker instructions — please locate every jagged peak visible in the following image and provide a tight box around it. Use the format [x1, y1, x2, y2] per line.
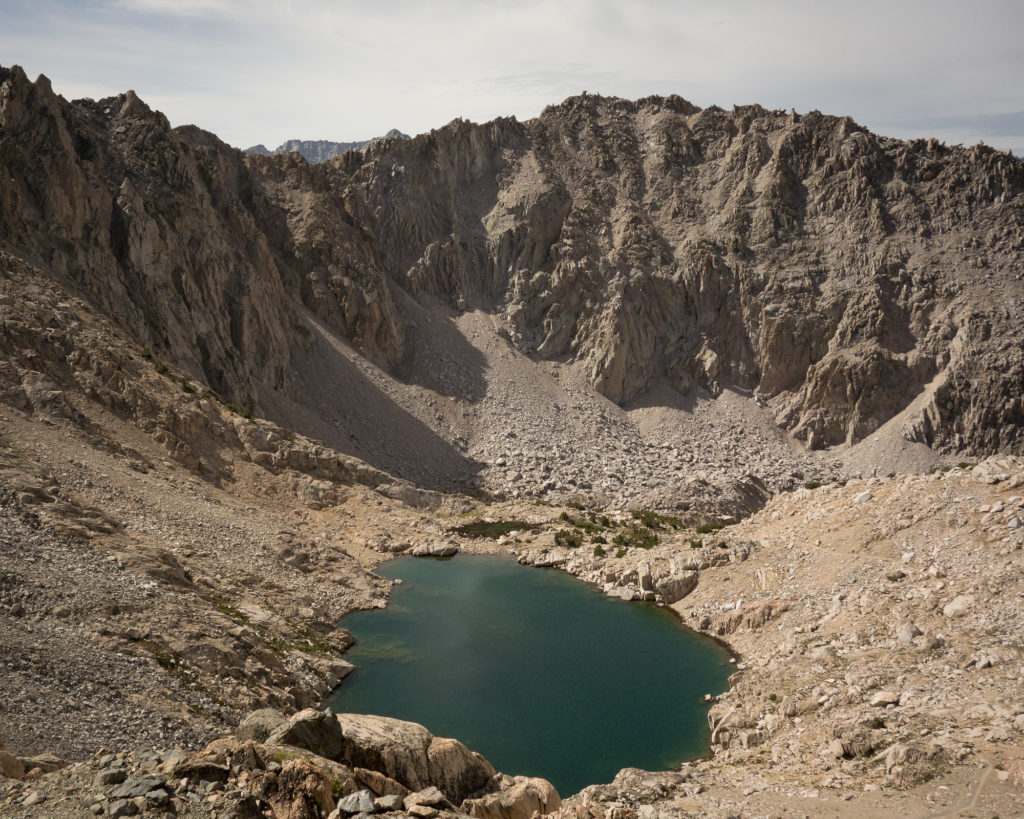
[541, 91, 702, 120]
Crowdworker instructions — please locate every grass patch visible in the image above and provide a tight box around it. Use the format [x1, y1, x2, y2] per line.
[689, 539, 703, 549]
[802, 480, 821, 490]
[181, 377, 195, 394]
[153, 361, 169, 375]
[593, 544, 606, 557]
[695, 521, 727, 534]
[615, 548, 627, 559]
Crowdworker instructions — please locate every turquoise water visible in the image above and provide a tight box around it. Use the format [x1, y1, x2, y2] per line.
[327, 554, 732, 797]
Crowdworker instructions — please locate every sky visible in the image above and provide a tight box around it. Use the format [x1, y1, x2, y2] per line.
[1, 0, 1022, 154]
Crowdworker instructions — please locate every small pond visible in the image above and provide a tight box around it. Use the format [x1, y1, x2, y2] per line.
[327, 554, 732, 797]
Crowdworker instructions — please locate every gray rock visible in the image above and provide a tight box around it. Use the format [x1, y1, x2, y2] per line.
[145, 788, 170, 807]
[337, 789, 376, 814]
[95, 768, 127, 786]
[374, 794, 403, 810]
[109, 777, 164, 799]
[869, 690, 900, 707]
[266, 708, 346, 760]
[896, 622, 922, 644]
[235, 708, 287, 743]
[107, 799, 138, 818]
[943, 594, 976, 618]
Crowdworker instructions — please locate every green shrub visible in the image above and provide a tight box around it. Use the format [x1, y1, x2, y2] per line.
[181, 377, 195, 394]
[689, 539, 703, 549]
[554, 529, 583, 548]
[591, 534, 607, 545]
[631, 509, 682, 529]
[802, 480, 821, 490]
[615, 548, 627, 559]
[695, 521, 726, 534]
[593, 545, 606, 557]
[613, 525, 658, 550]
[154, 361, 169, 375]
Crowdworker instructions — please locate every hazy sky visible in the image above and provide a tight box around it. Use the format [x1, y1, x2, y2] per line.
[2, 0, 1022, 153]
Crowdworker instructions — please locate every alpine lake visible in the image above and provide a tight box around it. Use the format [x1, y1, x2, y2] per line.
[326, 554, 733, 797]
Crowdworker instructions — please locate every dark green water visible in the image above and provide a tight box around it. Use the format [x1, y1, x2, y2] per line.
[326, 554, 732, 797]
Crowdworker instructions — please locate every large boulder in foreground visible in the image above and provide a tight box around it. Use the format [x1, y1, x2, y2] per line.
[266, 708, 347, 761]
[462, 775, 562, 819]
[263, 709, 498, 803]
[334, 713, 496, 803]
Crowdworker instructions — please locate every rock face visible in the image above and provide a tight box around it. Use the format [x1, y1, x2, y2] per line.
[263, 709, 498, 805]
[462, 775, 562, 819]
[333, 713, 496, 803]
[245, 130, 409, 163]
[2, 64, 1022, 469]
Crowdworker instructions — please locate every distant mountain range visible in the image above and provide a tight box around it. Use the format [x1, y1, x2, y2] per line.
[244, 129, 409, 163]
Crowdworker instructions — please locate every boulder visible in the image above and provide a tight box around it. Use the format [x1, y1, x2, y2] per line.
[409, 542, 459, 557]
[236, 708, 288, 743]
[267, 758, 335, 819]
[869, 691, 900, 707]
[267, 708, 347, 760]
[335, 713, 494, 803]
[0, 750, 25, 780]
[895, 622, 922, 644]
[354, 766, 410, 798]
[404, 786, 453, 810]
[942, 594, 975, 618]
[336, 789, 376, 814]
[375, 794, 404, 810]
[462, 776, 561, 819]
[656, 571, 698, 603]
[427, 737, 496, 801]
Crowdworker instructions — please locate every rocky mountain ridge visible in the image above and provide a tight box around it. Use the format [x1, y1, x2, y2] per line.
[1, 63, 1021, 501]
[245, 131, 410, 163]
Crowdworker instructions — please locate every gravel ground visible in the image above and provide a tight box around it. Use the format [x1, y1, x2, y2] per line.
[0, 490, 210, 760]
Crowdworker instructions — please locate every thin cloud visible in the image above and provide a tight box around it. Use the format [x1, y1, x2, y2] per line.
[1, 0, 1022, 151]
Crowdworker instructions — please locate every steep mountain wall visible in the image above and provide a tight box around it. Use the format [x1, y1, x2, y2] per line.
[2, 65, 1022, 459]
[328, 95, 1024, 452]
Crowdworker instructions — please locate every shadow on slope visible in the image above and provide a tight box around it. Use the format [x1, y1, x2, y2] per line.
[257, 310, 484, 491]
[390, 290, 489, 403]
